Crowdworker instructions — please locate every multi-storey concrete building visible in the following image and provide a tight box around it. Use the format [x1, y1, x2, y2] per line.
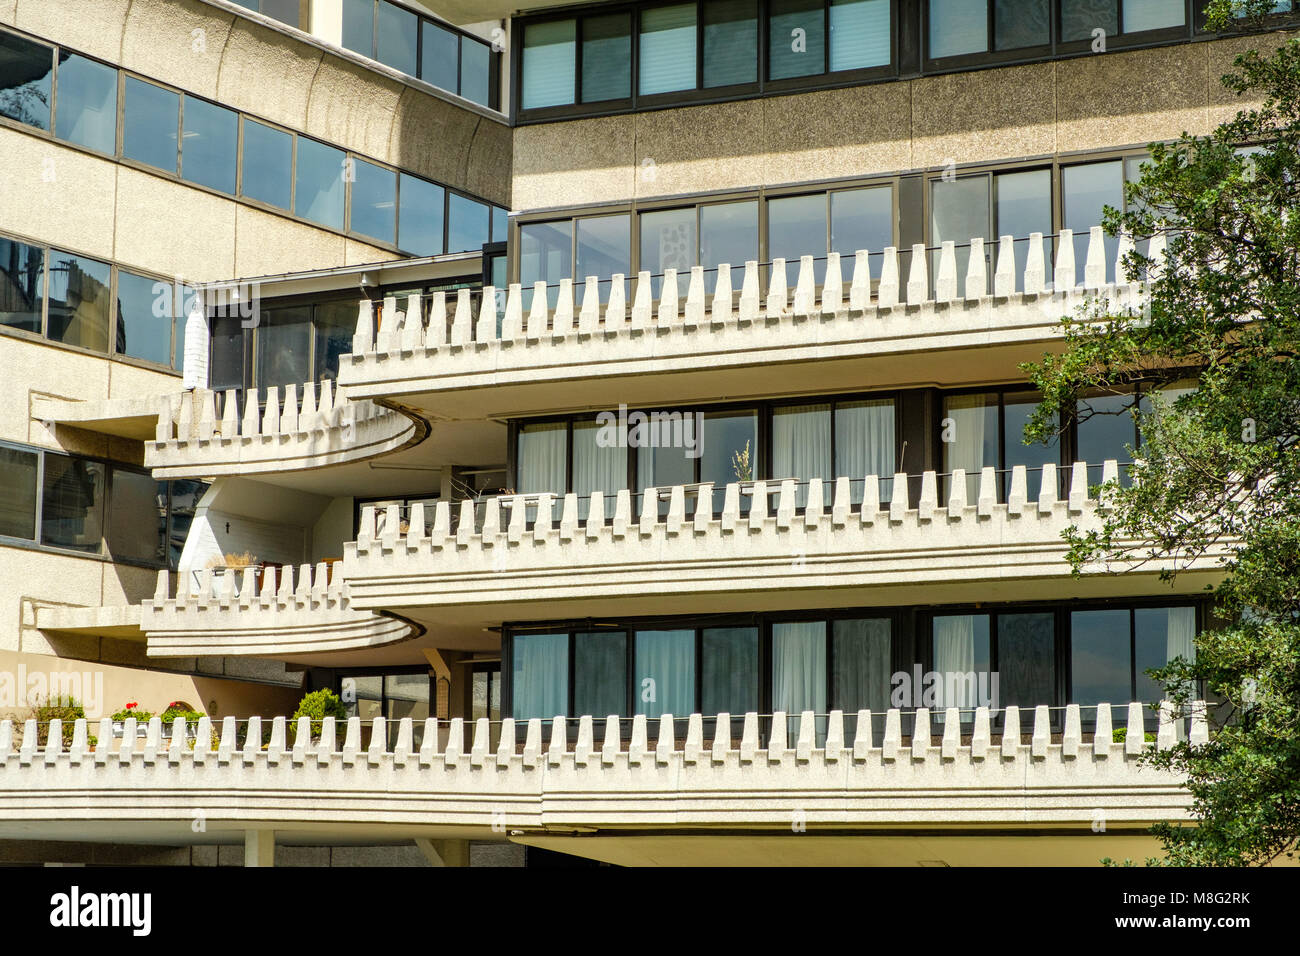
[0, 0, 1290, 867]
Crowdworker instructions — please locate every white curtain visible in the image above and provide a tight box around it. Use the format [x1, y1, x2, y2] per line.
[943, 394, 993, 503]
[516, 423, 566, 495]
[933, 615, 977, 709]
[635, 630, 695, 718]
[772, 404, 831, 508]
[1166, 606, 1196, 664]
[572, 420, 627, 520]
[512, 633, 568, 721]
[836, 400, 895, 504]
[772, 621, 827, 740]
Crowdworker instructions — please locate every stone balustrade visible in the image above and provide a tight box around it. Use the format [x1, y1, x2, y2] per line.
[146, 380, 423, 478]
[0, 701, 1200, 834]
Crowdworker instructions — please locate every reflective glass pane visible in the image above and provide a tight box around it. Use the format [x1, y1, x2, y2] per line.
[942, 392, 998, 504]
[41, 454, 105, 553]
[639, 207, 696, 298]
[832, 618, 892, 715]
[701, 627, 759, 715]
[1002, 390, 1058, 500]
[460, 36, 492, 106]
[519, 220, 572, 310]
[1123, 0, 1183, 31]
[995, 0, 1049, 50]
[241, 118, 292, 210]
[635, 630, 695, 718]
[54, 53, 116, 153]
[576, 214, 630, 300]
[1076, 389, 1137, 481]
[701, 200, 758, 292]
[831, 186, 893, 256]
[997, 612, 1055, 709]
[209, 315, 246, 391]
[703, 0, 757, 88]
[1071, 609, 1131, 718]
[512, 633, 568, 720]
[770, 0, 825, 79]
[1062, 0, 1118, 42]
[44, 251, 111, 351]
[314, 300, 357, 381]
[929, 0, 987, 58]
[377, 1, 418, 75]
[572, 418, 628, 519]
[768, 193, 827, 286]
[123, 77, 178, 173]
[582, 12, 632, 102]
[0, 238, 44, 334]
[255, 306, 311, 388]
[522, 20, 575, 109]
[640, 3, 697, 95]
[420, 21, 458, 92]
[1063, 160, 1123, 284]
[295, 137, 346, 230]
[116, 269, 173, 366]
[491, 206, 508, 243]
[1135, 606, 1196, 703]
[108, 467, 166, 565]
[397, 174, 444, 256]
[447, 193, 489, 252]
[701, 409, 757, 511]
[574, 631, 627, 717]
[181, 97, 237, 194]
[0, 32, 52, 130]
[931, 175, 989, 292]
[341, 0, 376, 56]
[259, 0, 301, 26]
[831, 0, 890, 70]
[0, 446, 38, 539]
[350, 158, 397, 244]
[994, 168, 1051, 293]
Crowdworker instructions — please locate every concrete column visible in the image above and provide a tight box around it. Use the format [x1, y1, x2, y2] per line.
[244, 829, 275, 867]
[414, 838, 469, 867]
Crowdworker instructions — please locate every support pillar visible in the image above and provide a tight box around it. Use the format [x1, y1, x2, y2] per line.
[244, 829, 275, 867]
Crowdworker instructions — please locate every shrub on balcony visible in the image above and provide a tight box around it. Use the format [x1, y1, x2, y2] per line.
[293, 689, 349, 738]
[109, 701, 154, 722]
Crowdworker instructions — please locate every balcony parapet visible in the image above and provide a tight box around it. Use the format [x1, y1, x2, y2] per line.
[339, 227, 1159, 410]
[344, 460, 1161, 612]
[0, 701, 1199, 833]
[140, 564, 417, 658]
[145, 380, 424, 478]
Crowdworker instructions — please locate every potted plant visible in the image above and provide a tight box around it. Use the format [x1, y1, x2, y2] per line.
[110, 702, 153, 739]
[196, 551, 262, 596]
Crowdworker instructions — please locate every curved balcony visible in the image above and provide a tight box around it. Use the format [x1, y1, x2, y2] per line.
[338, 227, 1158, 419]
[146, 380, 425, 479]
[141, 564, 419, 658]
[342, 458, 1223, 625]
[0, 701, 1199, 864]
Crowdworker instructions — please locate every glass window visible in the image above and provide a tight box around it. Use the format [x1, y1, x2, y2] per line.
[1061, 0, 1118, 43]
[166, 479, 206, 569]
[701, 409, 757, 511]
[377, 1, 418, 76]
[636, 419, 695, 492]
[41, 453, 105, 553]
[0, 31, 53, 130]
[996, 0, 1050, 49]
[209, 315, 247, 391]
[576, 214, 630, 295]
[931, 613, 991, 708]
[772, 403, 832, 508]
[701, 627, 759, 715]
[295, 137, 346, 230]
[929, 0, 986, 58]
[0, 445, 38, 540]
[349, 158, 397, 244]
[831, 186, 893, 256]
[512, 632, 569, 720]
[700, 201, 758, 292]
[572, 418, 628, 518]
[522, 20, 576, 109]
[460, 36, 492, 106]
[994, 168, 1051, 292]
[635, 630, 695, 717]
[1071, 609, 1130, 719]
[1077, 388, 1137, 485]
[703, 0, 758, 88]
[255, 306, 311, 388]
[931, 174, 990, 291]
[108, 468, 165, 565]
[314, 300, 357, 381]
[1063, 160, 1123, 284]
[516, 421, 567, 495]
[420, 21, 458, 92]
[492, 206, 509, 243]
[770, 0, 825, 80]
[574, 631, 626, 717]
[582, 12, 632, 102]
[997, 612, 1055, 709]
[835, 399, 895, 502]
[1135, 606, 1196, 703]
[44, 250, 111, 351]
[341, 0, 376, 57]
[832, 618, 892, 715]
[54, 53, 116, 153]
[768, 193, 827, 286]
[240, 119, 292, 210]
[447, 193, 489, 252]
[0, 237, 44, 334]
[943, 392, 998, 504]
[639, 207, 696, 298]
[123, 77, 179, 173]
[116, 269, 173, 366]
[1002, 390, 1058, 499]
[640, 3, 697, 96]
[397, 174, 445, 256]
[772, 621, 827, 736]
[257, 0, 301, 25]
[830, 0, 890, 70]
[181, 97, 237, 194]
[520, 220, 572, 309]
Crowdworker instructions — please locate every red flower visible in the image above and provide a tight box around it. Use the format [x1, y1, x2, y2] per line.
[126, 702, 137, 709]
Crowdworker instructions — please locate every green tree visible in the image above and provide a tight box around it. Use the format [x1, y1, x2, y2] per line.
[1023, 1, 1300, 866]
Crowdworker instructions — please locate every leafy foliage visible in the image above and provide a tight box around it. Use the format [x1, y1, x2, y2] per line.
[292, 689, 349, 737]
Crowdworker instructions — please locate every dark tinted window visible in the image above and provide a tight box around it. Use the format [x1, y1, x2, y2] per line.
[181, 97, 237, 194]
[241, 119, 292, 210]
[377, 1, 418, 75]
[0, 238, 44, 334]
[582, 12, 632, 102]
[41, 453, 105, 553]
[398, 174, 445, 256]
[116, 269, 173, 366]
[350, 158, 397, 244]
[0, 31, 53, 130]
[447, 193, 489, 252]
[0, 446, 38, 540]
[123, 77, 179, 173]
[295, 137, 346, 230]
[420, 21, 459, 91]
[44, 250, 111, 351]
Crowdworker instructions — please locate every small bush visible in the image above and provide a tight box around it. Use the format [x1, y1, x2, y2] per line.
[110, 701, 154, 722]
[293, 689, 349, 737]
[22, 695, 85, 747]
[1112, 728, 1158, 743]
